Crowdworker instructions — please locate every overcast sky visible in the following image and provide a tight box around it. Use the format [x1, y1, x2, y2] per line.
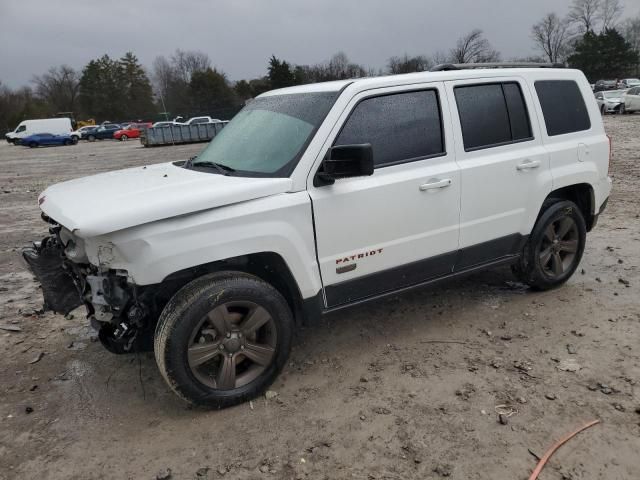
[1, 0, 638, 88]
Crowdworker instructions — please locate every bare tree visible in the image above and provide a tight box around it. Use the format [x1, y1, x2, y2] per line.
[531, 13, 573, 63]
[31, 65, 80, 113]
[568, 0, 601, 33]
[622, 16, 640, 52]
[171, 49, 211, 83]
[151, 55, 174, 103]
[430, 50, 451, 66]
[387, 54, 431, 74]
[600, 0, 623, 30]
[450, 29, 500, 63]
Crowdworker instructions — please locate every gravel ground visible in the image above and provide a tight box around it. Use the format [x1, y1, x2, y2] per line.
[0, 116, 639, 480]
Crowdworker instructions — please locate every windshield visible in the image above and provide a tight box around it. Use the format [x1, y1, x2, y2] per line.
[191, 92, 339, 177]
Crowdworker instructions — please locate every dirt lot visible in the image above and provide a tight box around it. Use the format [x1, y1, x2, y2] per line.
[0, 117, 639, 480]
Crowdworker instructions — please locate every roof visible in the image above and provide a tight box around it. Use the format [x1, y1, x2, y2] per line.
[259, 67, 580, 97]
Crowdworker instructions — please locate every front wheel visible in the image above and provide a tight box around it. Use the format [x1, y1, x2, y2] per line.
[119, 134, 128, 141]
[28, 142, 38, 148]
[87, 134, 96, 142]
[512, 200, 586, 291]
[154, 272, 293, 408]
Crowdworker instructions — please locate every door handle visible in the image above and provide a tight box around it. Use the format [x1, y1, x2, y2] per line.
[419, 178, 452, 191]
[516, 159, 541, 171]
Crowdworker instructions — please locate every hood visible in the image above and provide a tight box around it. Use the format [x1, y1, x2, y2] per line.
[39, 162, 293, 237]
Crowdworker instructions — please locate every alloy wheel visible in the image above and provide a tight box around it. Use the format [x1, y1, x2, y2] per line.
[539, 216, 579, 278]
[187, 301, 277, 390]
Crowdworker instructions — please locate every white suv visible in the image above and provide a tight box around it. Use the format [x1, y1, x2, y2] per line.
[23, 64, 612, 408]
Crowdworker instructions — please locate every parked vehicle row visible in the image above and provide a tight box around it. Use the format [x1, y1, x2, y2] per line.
[5, 116, 224, 148]
[594, 85, 640, 114]
[593, 78, 640, 91]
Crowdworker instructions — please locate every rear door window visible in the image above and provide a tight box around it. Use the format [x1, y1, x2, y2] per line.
[535, 80, 591, 136]
[335, 89, 445, 168]
[454, 82, 533, 151]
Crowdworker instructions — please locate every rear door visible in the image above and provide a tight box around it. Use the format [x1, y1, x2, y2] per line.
[445, 78, 552, 269]
[309, 84, 461, 307]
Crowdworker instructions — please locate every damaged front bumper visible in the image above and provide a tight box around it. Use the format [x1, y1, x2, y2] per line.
[22, 225, 152, 353]
[22, 236, 84, 315]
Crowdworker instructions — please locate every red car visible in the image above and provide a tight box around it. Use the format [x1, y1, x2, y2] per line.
[113, 122, 152, 141]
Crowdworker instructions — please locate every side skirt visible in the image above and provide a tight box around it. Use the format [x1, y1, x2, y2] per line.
[302, 234, 528, 321]
[323, 255, 519, 315]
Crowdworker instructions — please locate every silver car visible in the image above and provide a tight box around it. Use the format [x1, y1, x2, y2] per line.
[595, 90, 625, 114]
[621, 87, 640, 114]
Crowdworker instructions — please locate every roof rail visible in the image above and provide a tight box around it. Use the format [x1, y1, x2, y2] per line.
[430, 62, 566, 72]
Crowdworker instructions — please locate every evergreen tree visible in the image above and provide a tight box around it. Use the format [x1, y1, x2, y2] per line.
[268, 55, 296, 89]
[118, 52, 155, 119]
[79, 55, 125, 120]
[189, 68, 236, 114]
[568, 28, 639, 80]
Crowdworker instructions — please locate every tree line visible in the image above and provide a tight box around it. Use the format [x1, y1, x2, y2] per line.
[1, 0, 639, 132]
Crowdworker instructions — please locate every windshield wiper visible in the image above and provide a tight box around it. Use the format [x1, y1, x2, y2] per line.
[183, 155, 197, 169]
[191, 161, 236, 176]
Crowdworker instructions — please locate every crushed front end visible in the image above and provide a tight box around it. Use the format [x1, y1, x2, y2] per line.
[22, 215, 154, 353]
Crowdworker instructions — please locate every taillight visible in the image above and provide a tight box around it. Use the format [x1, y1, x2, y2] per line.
[606, 134, 612, 176]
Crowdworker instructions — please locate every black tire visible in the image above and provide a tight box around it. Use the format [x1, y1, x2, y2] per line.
[71, 136, 78, 145]
[619, 104, 626, 115]
[120, 134, 128, 141]
[154, 272, 293, 408]
[87, 134, 96, 142]
[63, 139, 72, 146]
[28, 142, 38, 148]
[512, 199, 586, 291]
[600, 105, 606, 115]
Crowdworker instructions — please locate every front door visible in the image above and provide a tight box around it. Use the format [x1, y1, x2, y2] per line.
[309, 84, 461, 308]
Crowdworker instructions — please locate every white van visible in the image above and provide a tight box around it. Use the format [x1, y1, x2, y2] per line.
[5, 118, 73, 144]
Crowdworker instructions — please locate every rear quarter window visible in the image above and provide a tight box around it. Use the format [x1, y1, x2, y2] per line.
[535, 80, 591, 136]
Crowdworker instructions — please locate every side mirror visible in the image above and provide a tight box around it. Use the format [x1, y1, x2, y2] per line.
[314, 144, 374, 186]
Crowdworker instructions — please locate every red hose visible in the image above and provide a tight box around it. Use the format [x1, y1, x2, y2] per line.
[528, 419, 600, 480]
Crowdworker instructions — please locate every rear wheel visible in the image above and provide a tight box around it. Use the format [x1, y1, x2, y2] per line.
[512, 200, 586, 290]
[154, 272, 293, 408]
[63, 139, 72, 146]
[87, 134, 96, 142]
[28, 141, 38, 148]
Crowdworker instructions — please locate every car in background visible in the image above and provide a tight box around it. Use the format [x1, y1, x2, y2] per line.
[183, 116, 222, 125]
[618, 78, 640, 89]
[82, 124, 122, 141]
[594, 80, 618, 92]
[152, 121, 182, 128]
[5, 118, 73, 145]
[113, 122, 153, 141]
[595, 90, 625, 114]
[21, 133, 77, 148]
[621, 87, 640, 113]
[70, 126, 96, 142]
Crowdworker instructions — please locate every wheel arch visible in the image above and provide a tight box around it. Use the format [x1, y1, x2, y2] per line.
[542, 183, 596, 231]
[159, 251, 308, 325]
